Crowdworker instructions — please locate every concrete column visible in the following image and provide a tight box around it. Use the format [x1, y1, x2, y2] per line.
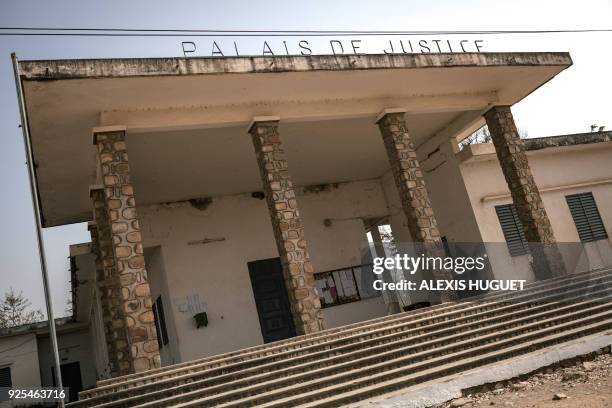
[484, 106, 566, 279]
[92, 126, 160, 374]
[248, 117, 325, 335]
[376, 109, 457, 303]
[369, 226, 402, 314]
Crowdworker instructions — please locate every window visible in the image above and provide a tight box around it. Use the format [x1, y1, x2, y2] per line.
[152, 296, 169, 349]
[495, 204, 530, 257]
[566, 192, 608, 243]
[315, 264, 377, 308]
[0, 366, 12, 388]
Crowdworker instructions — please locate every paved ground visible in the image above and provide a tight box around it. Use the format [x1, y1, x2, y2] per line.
[438, 352, 612, 408]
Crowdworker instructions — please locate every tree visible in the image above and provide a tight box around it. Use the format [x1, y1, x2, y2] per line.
[0, 289, 44, 329]
[459, 125, 492, 150]
[459, 125, 529, 150]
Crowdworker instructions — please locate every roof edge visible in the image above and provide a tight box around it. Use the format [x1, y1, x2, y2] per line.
[458, 130, 612, 163]
[523, 130, 612, 151]
[18, 52, 573, 81]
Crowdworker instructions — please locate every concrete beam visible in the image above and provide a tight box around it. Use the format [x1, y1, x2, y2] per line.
[100, 92, 498, 133]
[18, 53, 572, 80]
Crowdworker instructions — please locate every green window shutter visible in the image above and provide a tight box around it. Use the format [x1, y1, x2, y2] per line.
[0, 366, 12, 387]
[566, 192, 608, 242]
[495, 204, 530, 257]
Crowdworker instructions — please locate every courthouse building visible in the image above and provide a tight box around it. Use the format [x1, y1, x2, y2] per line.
[10, 52, 612, 384]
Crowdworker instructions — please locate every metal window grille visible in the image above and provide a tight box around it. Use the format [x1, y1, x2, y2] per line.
[566, 192, 608, 243]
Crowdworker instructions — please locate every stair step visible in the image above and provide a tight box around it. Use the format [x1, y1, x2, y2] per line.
[79, 268, 611, 402]
[92, 268, 604, 391]
[78, 275, 612, 407]
[125, 296, 612, 407]
[72, 269, 612, 408]
[272, 320, 612, 408]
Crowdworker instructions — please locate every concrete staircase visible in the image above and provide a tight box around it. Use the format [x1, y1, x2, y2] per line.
[71, 268, 612, 407]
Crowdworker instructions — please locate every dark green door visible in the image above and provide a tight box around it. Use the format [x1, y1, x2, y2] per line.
[248, 257, 296, 343]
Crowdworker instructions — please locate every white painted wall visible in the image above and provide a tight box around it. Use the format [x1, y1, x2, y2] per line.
[125, 139, 612, 363]
[138, 179, 389, 361]
[145, 247, 181, 366]
[460, 142, 612, 280]
[37, 328, 97, 392]
[298, 181, 389, 327]
[418, 135, 484, 244]
[0, 333, 40, 408]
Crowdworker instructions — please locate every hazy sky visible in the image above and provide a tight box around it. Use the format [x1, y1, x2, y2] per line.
[1, 0, 611, 319]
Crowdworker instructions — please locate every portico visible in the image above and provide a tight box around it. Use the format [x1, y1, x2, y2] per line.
[17, 52, 572, 372]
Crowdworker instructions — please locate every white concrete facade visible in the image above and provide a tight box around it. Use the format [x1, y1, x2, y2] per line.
[0, 323, 97, 404]
[72, 134, 607, 363]
[19, 52, 612, 376]
[0, 243, 101, 400]
[0, 333, 40, 407]
[459, 139, 612, 279]
[138, 179, 389, 360]
[37, 328, 97, 393]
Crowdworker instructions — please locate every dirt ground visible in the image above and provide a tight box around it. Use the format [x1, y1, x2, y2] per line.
[438, 352, 612, 408]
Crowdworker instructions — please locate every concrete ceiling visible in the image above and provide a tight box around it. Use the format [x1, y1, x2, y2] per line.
[18, 53, 572, 226]
[126, 112, 459, 206]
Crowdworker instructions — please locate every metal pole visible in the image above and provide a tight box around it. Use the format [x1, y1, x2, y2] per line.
[11, 53, 65, 408]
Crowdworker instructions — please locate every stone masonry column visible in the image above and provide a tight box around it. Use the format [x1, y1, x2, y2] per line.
[92, 126, 160, 374]
[376, 109, 457, 303]
[248, 117, 325, 335]
[87, 220, 114, 377]
[484, 106, 566, 279]
[88, 196, 128, 377]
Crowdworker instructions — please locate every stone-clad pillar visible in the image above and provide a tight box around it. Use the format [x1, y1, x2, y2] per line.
[87, 220, 114, 378]
[376, 109, 457, 303]
[92, 126, 160, 374]
[88, 198, 127, 377]
[484, 106, 566, 279]
[248, 117, 325, 335]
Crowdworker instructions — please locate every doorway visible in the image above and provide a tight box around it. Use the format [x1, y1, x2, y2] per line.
[247, 257, 296, 343]
[51, 361, 82, 402]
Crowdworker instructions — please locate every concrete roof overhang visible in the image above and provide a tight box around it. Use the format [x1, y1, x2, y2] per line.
[17, 52, 572, 227]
